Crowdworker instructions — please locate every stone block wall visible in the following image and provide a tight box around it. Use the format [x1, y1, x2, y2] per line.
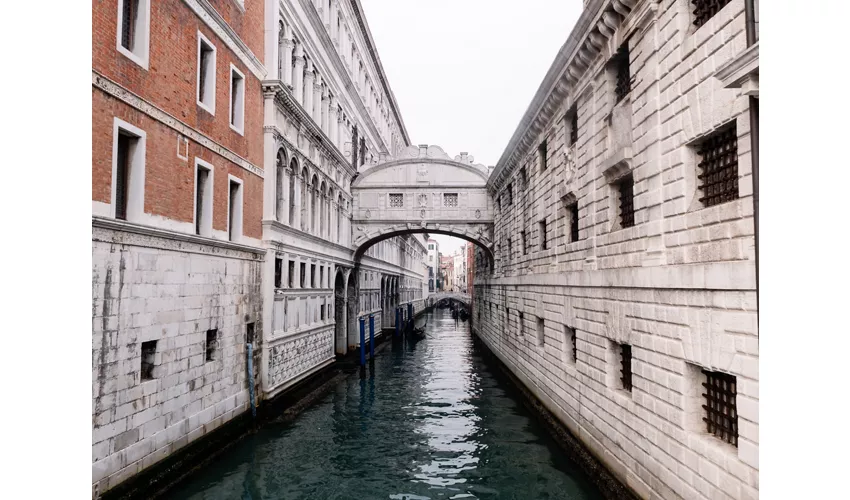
[476, 1, 758, 499]
[92, 223, 262, 495]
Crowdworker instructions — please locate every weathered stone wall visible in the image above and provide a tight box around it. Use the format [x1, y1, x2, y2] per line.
[475, 1, 758, 499]
[92, 222, 262, 494]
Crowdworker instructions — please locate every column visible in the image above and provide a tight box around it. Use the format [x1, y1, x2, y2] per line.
[330, 200, 337, 243]
[313, 75, 323, 124]
[330, 0, 339, 44]
[280, 24, 294, 87]
[293, 44, 305, 103]
[321, 87, 330, 135]
[292, 172, 302, 232]
[304, 179, 312, 233]
[336, 114, 345, 151]
[328, 96, 339, 145]
[303, 60, 315, 112]
[282, 168, 291, 226]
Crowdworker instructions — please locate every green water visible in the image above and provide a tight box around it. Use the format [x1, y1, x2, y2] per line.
[163, 308, 604, 500]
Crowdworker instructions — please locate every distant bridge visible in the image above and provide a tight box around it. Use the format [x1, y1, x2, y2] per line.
[427, 291, 471, 307]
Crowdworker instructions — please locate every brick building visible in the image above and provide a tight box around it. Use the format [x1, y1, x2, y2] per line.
[92, 0, 266, 494]
[474, 0, 759, 499]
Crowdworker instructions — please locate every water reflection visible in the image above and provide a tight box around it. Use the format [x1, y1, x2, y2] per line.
[163, 309, 603, 500]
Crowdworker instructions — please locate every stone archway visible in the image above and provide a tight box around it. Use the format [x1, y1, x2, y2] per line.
[346, 269, 359, 350]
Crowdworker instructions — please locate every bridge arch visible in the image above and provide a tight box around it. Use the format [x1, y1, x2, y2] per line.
[350, 145, 495, 264]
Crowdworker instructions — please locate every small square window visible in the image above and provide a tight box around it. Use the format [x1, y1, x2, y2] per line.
[205, 329, 218, 362]
[389, 193, 404, 207]
[197, 32, 217, 114]
[229, 65, 246, 134]
[140, 340, 157, 381]
[696, 125, 738, 207]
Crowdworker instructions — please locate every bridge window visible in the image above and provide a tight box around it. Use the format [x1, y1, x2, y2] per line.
[616, 174, 635, 229]
[140, 340, 157, 381]
[566, 200, 579, 243]
[538, 140, 548, 172]
[443, 193, 458, 207]
[536, 317, 545, 346]
[389, 193, 403, 207]
[613, 43, 632, 104]
[518, 311, 524, 337]
[620, 344, 633, 392]
[564, 325, 577, 364]
[691, 0, 733, 29]
[521, 231, 527, 255]
[520, 166, 528, 189]
[566, 105, 578, 147]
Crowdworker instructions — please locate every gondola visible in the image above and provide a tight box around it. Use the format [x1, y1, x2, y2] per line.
[412, 320, 427, 338]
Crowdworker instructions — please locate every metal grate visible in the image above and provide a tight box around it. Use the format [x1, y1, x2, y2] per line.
[443, 193, 458, 207]
[620, 344, 632, 391]
[569, 108, 578, 146]
[692, 0, 733, 29]
[389, 193, 403, 207]
[115, 134, 131, 221]
[702, 370, 738, 446]
[618, 175, 635, 228]
[569, 202, 579, 242]
[140, 340, 157, 380]
[614, 45, 632, 103]
[539, 140, 548, 171]
[697, 125, 738, 207]
[121, 0, 137, 50]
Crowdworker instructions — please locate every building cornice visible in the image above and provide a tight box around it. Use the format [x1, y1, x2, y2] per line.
[488, 0, 643, 192]
[94, 70, 264, 178]
[264, 219, 354, 252]
[347, 0, 411, 146]
[93, 216, 265, 256]
[263, 80, 356, 178]
[714, 42, 759, 97]
[183, 0, 266, 79]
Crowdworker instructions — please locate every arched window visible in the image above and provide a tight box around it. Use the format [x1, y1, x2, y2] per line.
[301, 167, 310, 231]
[320, 181, 328, 238]
[336, 193, 343, 243]
[288, 158, 297, 226]
[276, 149, 286, 222]
[311, 175, 319, 235]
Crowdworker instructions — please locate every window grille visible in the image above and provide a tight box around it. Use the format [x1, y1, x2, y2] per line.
[569, 202, 579, 242]
[692, 0, 733, 29]
[121, 0, 138, 50]
[614, 45, 632, 103]
[115, 134, 131, 220]
[617, 174, 635, 228]
[389, 193, 403, 207]
[443, 193, 458, 207]
[205, 329, 217, 362]
[697, 125, 738, 207]
[620, 344, 632, 391]
[702, 370, 738, 446]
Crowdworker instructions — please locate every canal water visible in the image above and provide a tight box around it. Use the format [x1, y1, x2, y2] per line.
[164, 308, 604, 500]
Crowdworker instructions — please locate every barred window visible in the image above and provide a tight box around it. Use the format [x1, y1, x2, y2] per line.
[620, 344, 632, 391]
[520, 166, 528, 188]
[702, 370, 738, 446]
[389, 193, 404, 207]
[564, 325, 577, 364]
[205, 329, 218, 362]
[568, 106, 578, 146]
[521, 230, 527, 255]
[697, 125, 738, 207]
[539, 220, 547, 250]
[617, 174, 635, 229]
[568, 201, 579, 243]
[536, 317, 545, 346]
[443, 193, 458, 207]
[518, 311, 524, 336]
[613, 44, 632, 103]
[140, 340, 157, 381]
[539, 140, 548, 171]
[692, 0, 733, 29]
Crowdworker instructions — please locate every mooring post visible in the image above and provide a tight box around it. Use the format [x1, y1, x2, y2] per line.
[369, 314, 375, 359]
[395, 307, 400, 336]
[359, 316, 366, 366]
[407, 303, 413, 331]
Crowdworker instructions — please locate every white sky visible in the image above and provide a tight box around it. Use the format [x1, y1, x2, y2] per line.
[360, 1, 581, 253]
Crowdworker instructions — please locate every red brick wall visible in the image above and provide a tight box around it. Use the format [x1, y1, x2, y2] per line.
[92, 91, 263, 239]
[92, 0, 263, 166]
[92, 0, 264, 240]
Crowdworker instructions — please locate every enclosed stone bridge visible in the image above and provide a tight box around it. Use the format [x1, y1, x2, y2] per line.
[427, 291, 471, 308]
[351, 145, 495, 262]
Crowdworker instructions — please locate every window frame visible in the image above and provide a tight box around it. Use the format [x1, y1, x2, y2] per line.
[196, 31, 218, 115]
[116, 0, 151, 70]
[193, 158, 215, 237]
[111, 118, 146, 223]
[229, 63, 246, 135]
[227, 175, 244, 242]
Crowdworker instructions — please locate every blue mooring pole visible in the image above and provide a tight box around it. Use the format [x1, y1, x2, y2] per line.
[369, 314, 375, 359]
[246, 343, 256, 419]
[359, 317, 366, 366]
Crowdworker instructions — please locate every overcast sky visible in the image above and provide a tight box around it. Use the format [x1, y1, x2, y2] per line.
[360, 1, 581, 254]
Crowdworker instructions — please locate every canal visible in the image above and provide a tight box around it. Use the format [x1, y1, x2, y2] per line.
[163, 308, 604, 500]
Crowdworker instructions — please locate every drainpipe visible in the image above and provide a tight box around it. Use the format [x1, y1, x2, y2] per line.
[745, 0, 759, 324]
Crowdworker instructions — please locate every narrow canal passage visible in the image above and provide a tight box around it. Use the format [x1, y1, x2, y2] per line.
[164, 308, 604, 500]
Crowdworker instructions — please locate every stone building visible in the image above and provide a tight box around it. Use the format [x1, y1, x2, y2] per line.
[427, 238, 440, 292]
[473, 1, 759, 499]
[440, 255, 454, 292]
[92, 0, 426, 495]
